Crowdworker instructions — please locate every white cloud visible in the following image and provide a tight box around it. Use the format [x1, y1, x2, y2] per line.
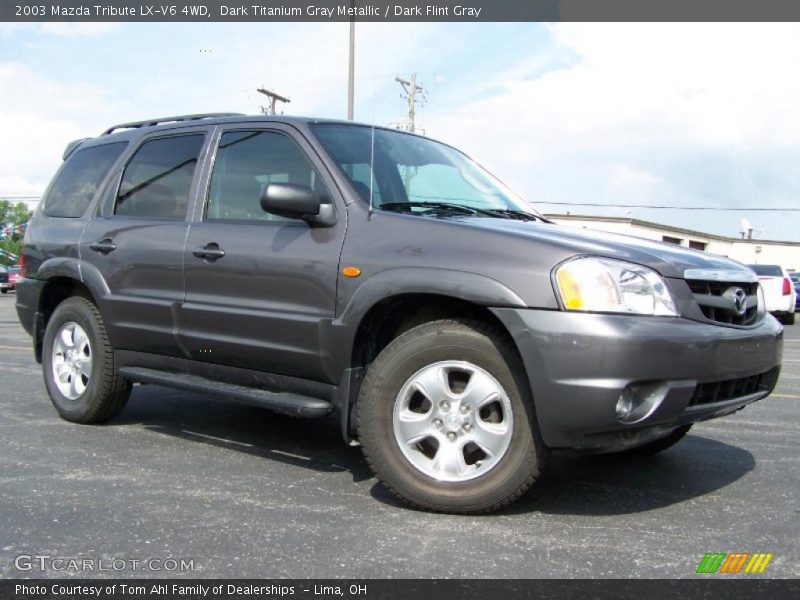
[0, 22, 443, 198]
[425, 23, 800, 237]
[611, 164, 660, 189]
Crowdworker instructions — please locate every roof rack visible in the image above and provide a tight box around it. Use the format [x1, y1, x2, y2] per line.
[102, 112, 245, 135]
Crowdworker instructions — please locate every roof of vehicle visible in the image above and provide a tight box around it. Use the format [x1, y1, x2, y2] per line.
[67, 113, 436, 157]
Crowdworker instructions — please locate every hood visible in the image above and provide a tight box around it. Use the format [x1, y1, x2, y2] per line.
[455, 218, 750, 279]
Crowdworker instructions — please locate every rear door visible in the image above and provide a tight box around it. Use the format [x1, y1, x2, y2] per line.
[80, 130, 208, 356]
[179, 124, 346, 382]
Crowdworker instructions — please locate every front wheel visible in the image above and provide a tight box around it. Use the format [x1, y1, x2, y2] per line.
[357, 319, 545, 513]
[42, 296, 131, 423]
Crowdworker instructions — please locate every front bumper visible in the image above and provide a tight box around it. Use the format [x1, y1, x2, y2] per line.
[491, 308, 783, 452]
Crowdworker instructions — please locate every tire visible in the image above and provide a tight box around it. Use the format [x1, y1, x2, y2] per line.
[622, 424, 692, 456]
[357, 318, 546, 513]
[1, 289, 7, 294]
[783, 312, 795, 325]
[42, 296, 131, 423]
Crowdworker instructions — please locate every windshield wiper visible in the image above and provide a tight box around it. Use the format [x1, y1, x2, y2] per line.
[481, 208, 543, 222]
[381, 201, 544, 221]
[380, 201, 480, 216]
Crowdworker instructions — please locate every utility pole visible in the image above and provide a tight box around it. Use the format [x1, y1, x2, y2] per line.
[347, 0, 355, 120]
[256, 87, 291, 115]
[395, 74, 426, 133]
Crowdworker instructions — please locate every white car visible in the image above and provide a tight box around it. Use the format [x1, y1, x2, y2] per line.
[748, 264, 796, 325]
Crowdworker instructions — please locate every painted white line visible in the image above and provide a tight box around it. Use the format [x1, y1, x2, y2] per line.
[181, 430, 253, 448]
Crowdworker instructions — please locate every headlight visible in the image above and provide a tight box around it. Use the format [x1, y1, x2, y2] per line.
[554, 257, 678, 316]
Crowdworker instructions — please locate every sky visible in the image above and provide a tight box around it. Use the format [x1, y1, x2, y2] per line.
[0, 22, 798, 240]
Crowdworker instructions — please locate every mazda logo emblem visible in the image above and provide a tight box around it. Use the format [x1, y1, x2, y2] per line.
[723, 287, 748, 316]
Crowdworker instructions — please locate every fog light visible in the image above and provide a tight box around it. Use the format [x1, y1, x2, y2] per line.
[615, 382, 669, 424]
[615, 394, 634, 420]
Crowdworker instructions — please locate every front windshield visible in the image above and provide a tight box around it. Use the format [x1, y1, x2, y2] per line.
[312, 124, 539, 218]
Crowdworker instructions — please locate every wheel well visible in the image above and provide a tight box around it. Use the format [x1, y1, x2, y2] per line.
[351, 294, 514, 370]
[38, 277, 96, 337]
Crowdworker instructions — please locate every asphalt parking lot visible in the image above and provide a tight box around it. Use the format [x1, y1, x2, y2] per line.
[0, 292, 797, 579]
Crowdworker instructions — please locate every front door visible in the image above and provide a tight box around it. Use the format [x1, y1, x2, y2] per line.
[179, 125, 346, 382]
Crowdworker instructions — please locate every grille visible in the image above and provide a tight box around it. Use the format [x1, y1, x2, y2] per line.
[687, 279, 759, 326]
[690, 370, 772, 406]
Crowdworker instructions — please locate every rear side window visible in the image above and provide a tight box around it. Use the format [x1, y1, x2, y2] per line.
[44, 142, 127, 218]
[748, 265, 782, 276]
[114, 134, 204, 220]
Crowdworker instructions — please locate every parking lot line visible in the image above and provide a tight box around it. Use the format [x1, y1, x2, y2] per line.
[772, 393, 800, 399]
[0, 344, 29, 351]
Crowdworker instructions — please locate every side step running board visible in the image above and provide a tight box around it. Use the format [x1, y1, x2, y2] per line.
[118, 367, 332, 418]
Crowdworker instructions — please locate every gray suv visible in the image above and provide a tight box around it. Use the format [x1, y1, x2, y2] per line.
[15, 113, 783, 513]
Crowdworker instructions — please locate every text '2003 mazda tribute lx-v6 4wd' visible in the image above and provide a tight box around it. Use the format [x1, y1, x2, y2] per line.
[16, 114, 783, 513]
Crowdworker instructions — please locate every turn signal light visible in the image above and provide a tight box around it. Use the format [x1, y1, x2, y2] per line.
[342, 266, 361, 278]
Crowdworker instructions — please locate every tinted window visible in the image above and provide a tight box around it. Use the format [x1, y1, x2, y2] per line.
[747, 264, 782, 276]
[206, 130, 326, 222]
[114, 134, 204, 220]
[312, 124, 535, 216]
[44, 142, 127, 218]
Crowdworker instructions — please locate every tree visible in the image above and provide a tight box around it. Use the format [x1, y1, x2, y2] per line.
[0, 199, 32, 266]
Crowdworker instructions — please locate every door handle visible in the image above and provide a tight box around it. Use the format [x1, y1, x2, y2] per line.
[89, 238, 117, 254]
[192, 243, 226, 261]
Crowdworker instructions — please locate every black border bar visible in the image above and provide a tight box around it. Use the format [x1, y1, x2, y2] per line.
[3, 0, 800, 22]
[2, 579, 800, 600]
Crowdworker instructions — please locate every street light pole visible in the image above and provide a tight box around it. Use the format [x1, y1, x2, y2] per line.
[347, 1, 355, 120]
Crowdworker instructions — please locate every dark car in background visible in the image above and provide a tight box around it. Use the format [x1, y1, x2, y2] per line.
[0, 265, 13, 294]
[14, 113, 784, 513]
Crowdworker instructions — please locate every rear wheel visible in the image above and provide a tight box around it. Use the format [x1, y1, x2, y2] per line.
[783, 312, 795, 325]
[42, 297, 131, 423]
[357, 319, 545, 513]
[622, 424, 692, 456]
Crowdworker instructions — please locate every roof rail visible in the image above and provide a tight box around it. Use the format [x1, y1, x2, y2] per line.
[102, 112, 245, 135]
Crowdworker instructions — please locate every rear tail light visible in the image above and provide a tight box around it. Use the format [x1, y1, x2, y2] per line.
[784, 278, 792, 296]
[19, 251, 25, 278]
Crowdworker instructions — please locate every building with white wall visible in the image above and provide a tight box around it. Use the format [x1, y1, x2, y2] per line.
[546, 214, 800, 272]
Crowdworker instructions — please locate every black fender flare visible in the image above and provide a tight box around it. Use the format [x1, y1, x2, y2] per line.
[35, 257, 111, 304]
[325, 267, 526, 377]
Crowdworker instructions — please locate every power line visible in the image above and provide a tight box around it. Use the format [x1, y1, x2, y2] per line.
[536, 201, 800, 212]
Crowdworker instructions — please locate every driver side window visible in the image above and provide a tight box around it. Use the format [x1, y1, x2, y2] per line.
[206, 130, 326, 222]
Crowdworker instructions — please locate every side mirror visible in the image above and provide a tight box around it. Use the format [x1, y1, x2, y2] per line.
[260, 183, 335, 227]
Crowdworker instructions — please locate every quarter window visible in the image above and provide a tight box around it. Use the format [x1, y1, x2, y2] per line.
[114, 134, 204, 220]
[44, 142, 127, 218]
[206, 130, 327, 222]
